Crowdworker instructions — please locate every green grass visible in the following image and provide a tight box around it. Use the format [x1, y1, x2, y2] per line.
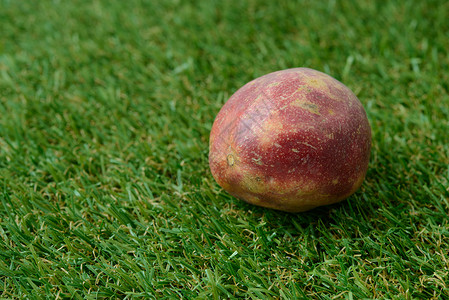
[1, 0, 449, 298]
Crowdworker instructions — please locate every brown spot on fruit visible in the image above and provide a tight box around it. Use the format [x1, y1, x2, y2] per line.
[227, 154, 235, 166]
[209, 67, 371, 212]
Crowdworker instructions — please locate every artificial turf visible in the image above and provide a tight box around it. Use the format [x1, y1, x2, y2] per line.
[1, 0, 449, 298]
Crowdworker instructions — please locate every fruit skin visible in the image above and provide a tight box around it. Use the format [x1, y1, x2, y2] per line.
[209, 68, 371, 212]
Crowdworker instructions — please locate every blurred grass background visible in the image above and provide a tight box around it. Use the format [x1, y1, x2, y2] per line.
[1, 0, 449, 298]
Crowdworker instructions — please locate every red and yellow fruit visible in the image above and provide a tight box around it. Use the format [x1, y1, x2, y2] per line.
[209, 68, 371, 212]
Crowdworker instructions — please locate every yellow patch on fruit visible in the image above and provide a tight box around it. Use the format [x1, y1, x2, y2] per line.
[295, 186, 318, 198]
[295, 85, 310, 94]
[257, 112, 284, 149]
[219, 180, 232, 192]
[325, 132, 335, 140]
[304, 75, 329, 91]
[251, 157, 264, 166]
[349, 174, 365, 195]
[227, 154, 235, 166]
[267, 81, 281, 88]
[291, 100, 321, 115]
[240, 174, 268, 194]
[292, 179, 320, 196]
[303, 73, 342, 102]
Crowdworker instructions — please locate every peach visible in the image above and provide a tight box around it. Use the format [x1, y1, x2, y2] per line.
[209, 68, 371, 212]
